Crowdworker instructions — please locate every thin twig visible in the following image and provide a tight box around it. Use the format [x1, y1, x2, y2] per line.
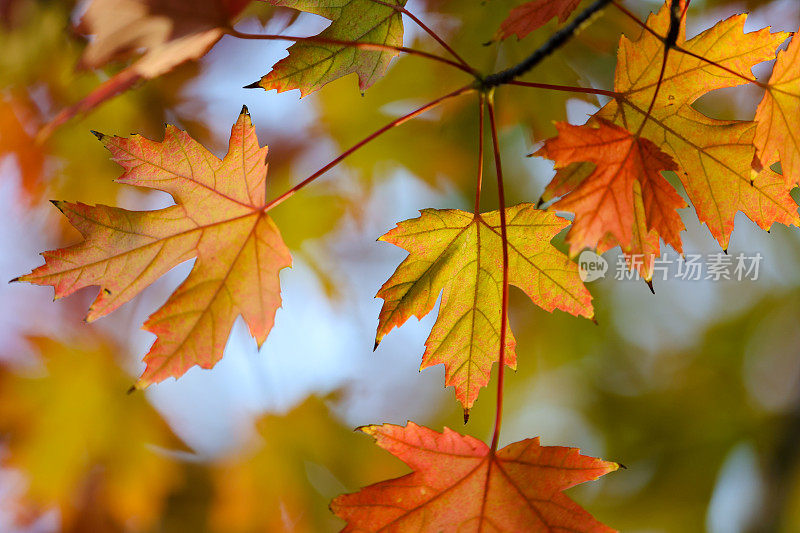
[635, 1, 684, 135]
[487, 95, 509, 453]
[610, 0, 766, 88]
[507, 80, 620, 99]
[611, 0, 662, 40]
[264, 85, 474, 211]
[635, 1, 682, 136]
[368, 0, 474, 72]
[636, 45, 669, 136]
[474, 94, 486, 215]
[483, 0, 612, 88]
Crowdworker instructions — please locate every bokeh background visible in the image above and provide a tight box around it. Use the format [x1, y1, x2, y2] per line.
[2, 0, 800, 531]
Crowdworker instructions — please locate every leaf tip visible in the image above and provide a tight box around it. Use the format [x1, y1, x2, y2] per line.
[8, 276, 20, 284]
[463, 409, 470, 424]
[243, 80, 263, 89]
[240, 104, 250, 116]
[89, 130, 105, 141]
[355, 424, 379, 437]
[126, 384, 137, 395]
[646, 279, 655, 294]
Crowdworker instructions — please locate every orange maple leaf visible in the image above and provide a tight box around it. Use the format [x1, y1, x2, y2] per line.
[537, 119, 686, 257]
[542, 163, 662, 280]
[331, 422, 619, 532]
[754, 31, 800, 187]
[590, 1, 798, 250]
[374, 204, 593, 412]
[15, 107, 291, 388]
[496, 0, 581, 41]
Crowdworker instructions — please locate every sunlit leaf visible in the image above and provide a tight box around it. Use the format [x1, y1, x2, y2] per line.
[375, 204, 593, 410]
[331, 422, 619, 532]
[16, 108, 292, 388]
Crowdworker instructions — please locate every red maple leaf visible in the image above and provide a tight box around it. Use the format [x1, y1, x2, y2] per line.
[331, 422, 619, 532]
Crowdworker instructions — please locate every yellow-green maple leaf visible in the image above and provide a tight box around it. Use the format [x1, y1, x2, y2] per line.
[375, 204, 593, 411]
[253, 0, 408, 96]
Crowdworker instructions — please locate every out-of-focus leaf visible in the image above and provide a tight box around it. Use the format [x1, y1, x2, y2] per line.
[495, 0, 582, 41]
[0, 92, 44, 202]
[40, 0, 252, 133]
[0, 336, 184, 531]
[77, 0, 250, 78]
[210, 394, 397, 533]
[0, 1, 208, 207]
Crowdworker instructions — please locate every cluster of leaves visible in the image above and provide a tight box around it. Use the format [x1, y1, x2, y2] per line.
[538, 1, 798, 281]
[4, 0, 800, 530]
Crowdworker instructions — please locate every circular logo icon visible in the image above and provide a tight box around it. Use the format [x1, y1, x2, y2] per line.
[578, 251, 608, 282]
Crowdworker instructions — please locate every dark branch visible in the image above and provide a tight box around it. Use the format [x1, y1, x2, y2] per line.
[483, 0, 612, 88]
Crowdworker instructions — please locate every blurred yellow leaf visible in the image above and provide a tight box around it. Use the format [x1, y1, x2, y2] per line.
[0, 336, 185, 531]
[210, 394, 400, 533]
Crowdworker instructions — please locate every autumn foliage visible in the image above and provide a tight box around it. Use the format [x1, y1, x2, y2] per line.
[17, 110, 291, 388]
[3, 0, 800, 530]
[331, 423, 619, 532]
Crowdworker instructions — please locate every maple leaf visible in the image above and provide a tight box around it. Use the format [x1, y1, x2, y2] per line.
[252, 0, 407, 96]
[330, 422, 619, 532]
[591, 1, 798, 250]
[41, 0, 250, 134]
[496, 0, 581, 41]
[540, 162, 592, 207]
[78, 0, 250, 78]
[374, 204, 593, 411]
[537, 119, 686, 257]
[754, 31, 800, 187]
[596, 189, 662, 283]
[542, 164, 660, 283]
[15, 107, 292, 388]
